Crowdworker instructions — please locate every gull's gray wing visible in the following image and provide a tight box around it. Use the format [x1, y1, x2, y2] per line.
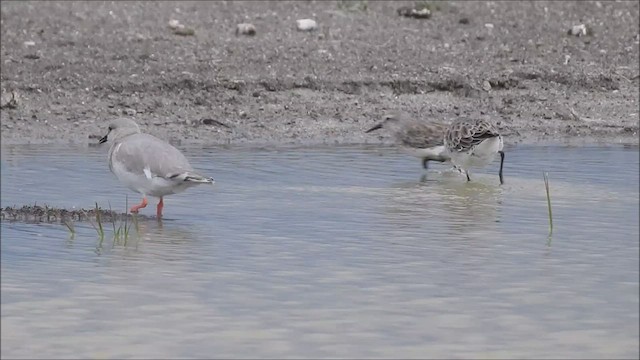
[110, 133, 194, 179]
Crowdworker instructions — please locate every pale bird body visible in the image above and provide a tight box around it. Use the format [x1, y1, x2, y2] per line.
[99, 118, 214, 218]
[366, 111, 451, 170]
[444, 117, 505, 184]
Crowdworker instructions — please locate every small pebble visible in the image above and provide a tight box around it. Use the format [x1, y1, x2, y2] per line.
[296, 19, 317, 31]
[168, 19, 195, 36]
[397, 6, 431, 19]
[1, 91, 19, 109]
[168, 19, 182, 30]
[23, 41, 36, 47]
[173, 27, 195, 36]
[482, 80, 492, 91]
[568, 24, 588, 37]
[123, 108, 137, 116]
[236, 23, 256, 36]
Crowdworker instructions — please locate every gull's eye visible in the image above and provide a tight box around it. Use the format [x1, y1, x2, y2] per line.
[108, 126, 113, 131]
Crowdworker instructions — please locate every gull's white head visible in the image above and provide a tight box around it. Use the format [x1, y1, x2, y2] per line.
[99, 118, 141, 144]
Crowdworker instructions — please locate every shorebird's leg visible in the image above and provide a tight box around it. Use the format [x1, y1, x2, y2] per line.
[130, 197, 148, 213]
[422, 158, 429, 170]
[466, 171, 471, 182]
[156, 197, 164, 218]
[498, 151, 505, 185]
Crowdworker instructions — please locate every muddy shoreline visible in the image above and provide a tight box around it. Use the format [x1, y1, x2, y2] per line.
[1, 1, 638, 147]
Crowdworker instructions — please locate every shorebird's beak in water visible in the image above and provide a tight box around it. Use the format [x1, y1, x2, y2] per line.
[365, 123, 383, 133]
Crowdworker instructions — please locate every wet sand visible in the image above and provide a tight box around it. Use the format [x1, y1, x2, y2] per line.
[1, 1, 638, 146]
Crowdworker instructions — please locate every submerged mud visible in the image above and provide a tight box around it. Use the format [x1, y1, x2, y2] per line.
[1, 205, 151, 224]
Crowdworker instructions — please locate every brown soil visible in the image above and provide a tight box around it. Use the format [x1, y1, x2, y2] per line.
[1, 1, 639, 147]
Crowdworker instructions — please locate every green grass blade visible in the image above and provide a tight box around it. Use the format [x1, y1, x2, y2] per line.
[543, 172, 553, 243]
[95, 202, 104, 239]
[83, 209, 100, 234]
[108, 201, 117, 236]
[62, 217, 75, 239]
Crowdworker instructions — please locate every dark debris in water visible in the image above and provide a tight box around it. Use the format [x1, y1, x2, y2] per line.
[1, 205, 151, 224]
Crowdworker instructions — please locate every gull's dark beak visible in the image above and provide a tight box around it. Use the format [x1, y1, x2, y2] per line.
[365, 123, 383, 133]
[98, 134, 108, 144]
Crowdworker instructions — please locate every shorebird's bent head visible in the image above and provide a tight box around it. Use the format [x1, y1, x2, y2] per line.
[365, 112, 402, 133]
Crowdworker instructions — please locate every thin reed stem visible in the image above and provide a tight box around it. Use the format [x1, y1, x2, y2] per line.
[543, 172, 553, 243]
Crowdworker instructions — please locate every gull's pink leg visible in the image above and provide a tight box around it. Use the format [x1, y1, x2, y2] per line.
[156, 197, 164, 218]
[130, 197, 148, 213]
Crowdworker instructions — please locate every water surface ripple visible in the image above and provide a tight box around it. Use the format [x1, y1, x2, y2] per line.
[1, 144, 638, 359]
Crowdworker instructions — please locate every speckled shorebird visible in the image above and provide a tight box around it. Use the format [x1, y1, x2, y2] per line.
[365, 111, 452, 170]
[444, 118, 505, 184]
[99, 118, 215, 218]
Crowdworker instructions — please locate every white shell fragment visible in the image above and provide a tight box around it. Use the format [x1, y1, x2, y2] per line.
[168, 19, 195, 36]
[296, 18, 317, 31]
[568, 24, 588, 37]
[236, 23, 256, 36]
[397, 6, 431, 19]
[168, 19, 182, 30]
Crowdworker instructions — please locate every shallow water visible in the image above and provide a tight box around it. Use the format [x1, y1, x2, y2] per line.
[1, 143, 638, 359]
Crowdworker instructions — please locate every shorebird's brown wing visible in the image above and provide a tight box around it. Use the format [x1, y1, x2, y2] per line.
[399, 122, 447, 149]
[446, 119, 499, 152]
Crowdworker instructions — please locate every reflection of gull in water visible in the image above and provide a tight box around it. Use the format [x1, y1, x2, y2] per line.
[96, 218, 203, 258]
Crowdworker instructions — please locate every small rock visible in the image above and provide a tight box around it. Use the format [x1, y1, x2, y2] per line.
[23, 41, 36, 47]
[236, 23, 256, 36]
[24, 53, 40, 60]
[168, 19, 182, 30]
[482, 80, 492, 91]
[173, 27, 195, 36]
[568, 24, 589, 37]
[201, 118, 230, 128]
[296, 19, 317, 31]
[1, 91, 19, 109]
[123, 108, 137, 116]
[397, 6, 431, 19]
[168, 19, 195, 36]
[484, 23, 494, 29]
[459, 17, 470, 24]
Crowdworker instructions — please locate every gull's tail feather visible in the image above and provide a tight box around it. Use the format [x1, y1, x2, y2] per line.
[169, 172, 215, 184]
